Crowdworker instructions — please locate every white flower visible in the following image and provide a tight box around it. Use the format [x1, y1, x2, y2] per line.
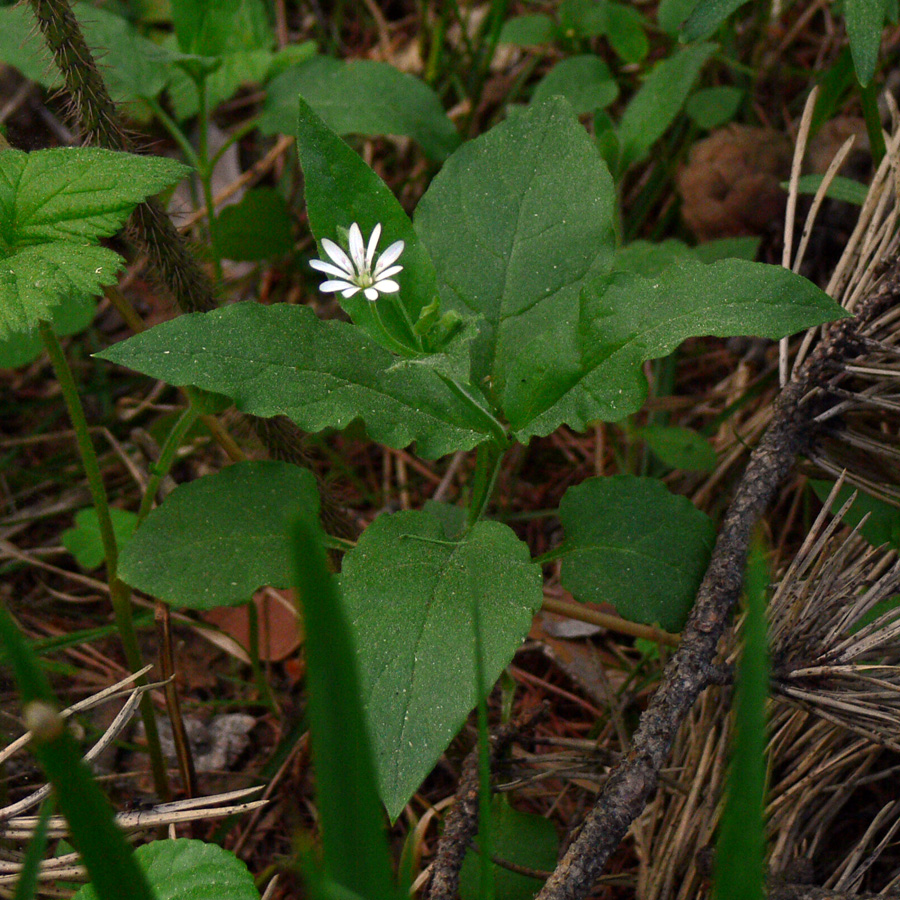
[310, 222, 404, 302]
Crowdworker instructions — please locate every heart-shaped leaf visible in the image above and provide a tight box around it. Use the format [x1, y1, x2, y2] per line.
[96, 302, 493, 458]
[340, 510, 543, 819]
[558, 475, 715, 632]
[118, 461, 319, 608]
[0, 148, 189, 338]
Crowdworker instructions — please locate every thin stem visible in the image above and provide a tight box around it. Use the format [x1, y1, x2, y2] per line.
[467, 441, 505, 528]
[38, 321, 170, 799]
[391, 293, 425, 353]
[209, 117, 261, 170]
[859, 79, 887, 167]
[196, 77, 224, 285]
[145, 98, 201, 170]
[247, 602, 279, 714]
[439, 377, 509, 447]
[371, 300, 419, 355]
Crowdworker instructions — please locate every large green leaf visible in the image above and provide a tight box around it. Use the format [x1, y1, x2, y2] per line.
[558, 476, 716, 632]
[339, 510, 543, 819]
[0, 148, 189, 338]
[509, 258, 847, 440]
[96, 302, 492, 458]
[414, 98, 617, 406]
[118, 461, 320, 608]
[262, 56, 460, 161]
[616, 42, 716, 171]
[74, 839, 260, 900]
[844, 0, 889, 86]
[296, 95, 441, 349]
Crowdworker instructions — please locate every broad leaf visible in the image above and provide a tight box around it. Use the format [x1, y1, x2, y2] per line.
[531, 55, 619, 114]
[263, 56, 460, 161]
[616, 42, 716, 171]
[96, 302, 493, 458]
[508, 258, 847, 441]
[681, 0, 753, 39]
[62, 507, 139, 570]
[844, 0, 888, 86]
[414, 98, 617, 407]
[296, 95, 441, 350]
[499, 14, 559, 44]
[686, 85, 744, 129]
[340, 510, 543, 819]
[638, 424, 717, 472]
[558, 476, 716, 632]
[0, 5, 61, 88]
[74, 839, 260, 900]
[118, 461, 320, 608]
[0, 148, 189, 337]
[171, 0, 272, 55]
[0, 294, 96, 369]
[216, 188, 294, 260]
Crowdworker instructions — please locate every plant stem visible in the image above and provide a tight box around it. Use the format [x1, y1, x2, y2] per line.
[467, 441, 505, 528]
[439, 377, 509, 447]
[247, 601, 278, 714]
[38, 321, 169, 799]
[196, 77, 224, 285]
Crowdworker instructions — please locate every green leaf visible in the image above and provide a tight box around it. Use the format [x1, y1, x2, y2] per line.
[499, 14, 559, 44]
[638, 424, 717, 472]
[414, 98, 617, 414]
[613, 239, 695, 276]
[844, 0, 888, 86]
[712, 541, 769, 900]
[117, 461, 320, 608]
[291, 510, 402, 900]
[0, 294, 97, 369]
[558, 476, 716, 631]
[681, 0, 753, 40]
[509, 258, 847, 441]
[0, 147, 189, 338]
[781, 174, 869, 206]
[340, 511, 543, 819]
[74, 839, 260, 900]
[0, 5, 61, 88]
[810, 480, 900, 548]
[691, 236, 760, 262]
[62, 507, 139, 571]
[850, 594, 900, 633]
[171, 0, 272, 55]
[295, 93, 442, 348]
[657, 0, 700, 35]
[216, 188, 294, 260]
[616, 42, 716, 171]
[685, 85, 744, 129]
[532, 55, 619, 114]
[459, 797, 559, 900]
[262, 57, 460, 161]
[96, 303, 492, 458]
[604, 3, 650, 63]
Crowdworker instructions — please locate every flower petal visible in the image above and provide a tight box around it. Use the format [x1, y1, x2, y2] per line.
[374, 240, 404, 275]
[375, 265, 402, 280]
[310, 259, 353, 278]
[341, 286, 361, 298]
[349, 223, 366, 273]
[365, 223, 382, 269]
[319, 279, 356, 292]
[374, 279, 400, 294]
[321, 238, 354, 273]
[364, 287, 380, 301]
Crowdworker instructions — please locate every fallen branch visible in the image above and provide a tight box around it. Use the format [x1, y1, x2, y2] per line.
[534, 268, 900, 900]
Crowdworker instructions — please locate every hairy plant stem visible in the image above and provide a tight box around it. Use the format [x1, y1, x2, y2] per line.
[38, 321, 169, 799]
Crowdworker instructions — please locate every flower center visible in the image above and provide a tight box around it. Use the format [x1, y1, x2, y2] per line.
[355, 271, 375, 288]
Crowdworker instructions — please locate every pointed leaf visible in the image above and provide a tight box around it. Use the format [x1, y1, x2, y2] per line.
[118, 461, 320, 608]
[340, 511, 543, 819]
[414, 98, 617, 403]
[96, 302, 492, 458]
[558, 476, 715, 631]
[0, 148, 189, 337]
[844, 0, 888, 86]
[296, 95, 440, 348]
[509, 258, 848, 440]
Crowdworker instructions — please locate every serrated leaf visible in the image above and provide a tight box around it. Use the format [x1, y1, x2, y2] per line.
[262, 56, 460, 161]
[62, 507, 139, 570]
[414, 98, 617, 411]
[118, 461, 320, 608]
[74, 839, 260, 900]
[616, 42, 716, 171]
[340, 511, 543, 819]
[459, 797, 559, 900]
[295, 94, 441, 350]
[96, 302, 492, 458]
[0, 148, 189, 337]
[558, 476, 716, 631]
[532, 55, 619, 114]
[508, 258, 847, 440]
[844, 0, 888, 86]
[0, 293, 96, 369]
[638, 424, 717, 472]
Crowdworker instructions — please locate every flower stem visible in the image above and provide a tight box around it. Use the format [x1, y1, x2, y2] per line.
[440, 376, 509, 447]
[467, 440, 505, 528]
[391, 293, 425, 353]
[38, 320, 170, 799]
